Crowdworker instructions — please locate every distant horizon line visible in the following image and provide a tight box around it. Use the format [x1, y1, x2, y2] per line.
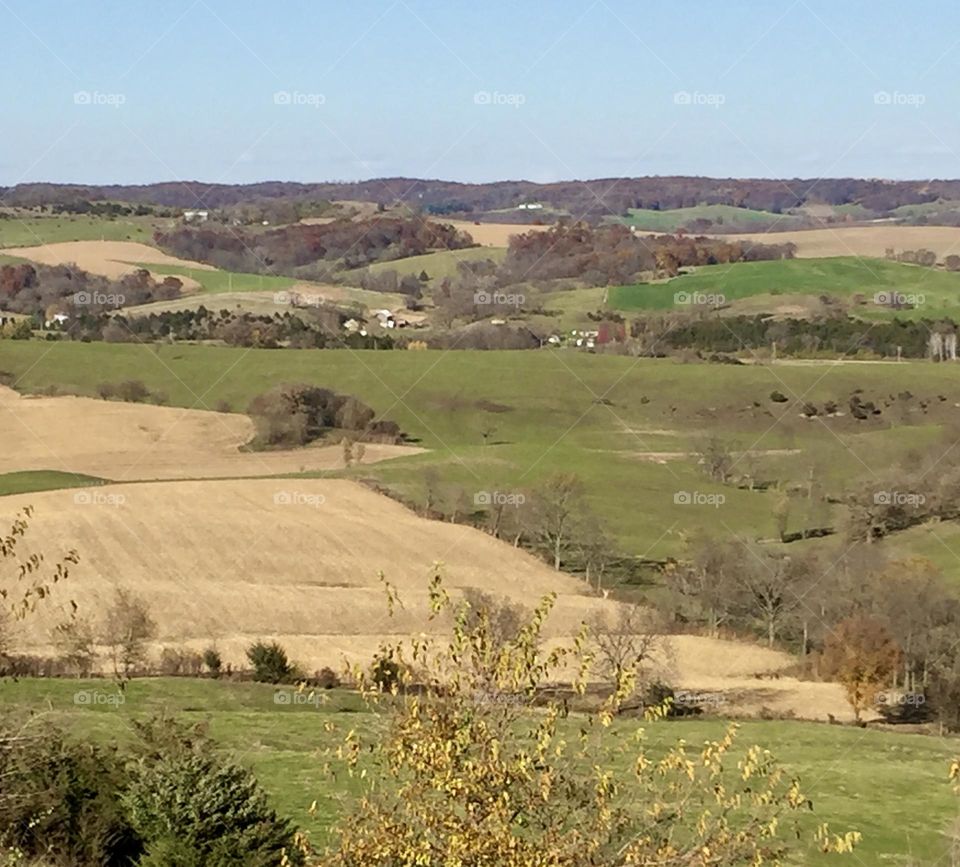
[2, 174, 955, 189]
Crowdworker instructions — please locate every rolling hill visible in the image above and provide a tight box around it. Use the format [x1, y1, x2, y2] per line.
[608, 256, 960, 318]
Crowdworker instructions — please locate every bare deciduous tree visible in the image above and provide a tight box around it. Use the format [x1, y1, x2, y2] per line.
[696, 435, 737, 483]
[53, 616, 97, 677]
[667, 535, 744, 637]
[577, 524, 620, 593]
[101, 587, 156, 679]
[462, 588, 527, 651]
[589, 604, 666, 694]
[526, 473, 587, 570]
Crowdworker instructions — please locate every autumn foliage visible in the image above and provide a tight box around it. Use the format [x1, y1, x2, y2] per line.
[315, 573, 859, 865]
[821, 616, 902, 722]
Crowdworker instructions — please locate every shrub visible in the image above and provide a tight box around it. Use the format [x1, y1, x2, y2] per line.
[323, 574, 860, 863]
[370, 654, 401, 692]
[136, 836, 206, 867]
[0, 724, 139, 866]
[247, 640, 294, 683]
[641, 680, 699, 717]
[124, 753, 302, 866]
[0, 319, 33, 340]
[246, 383, 398, 449]
[125, 717, 302, 866]
[115, 379, 150, 403]
[203, 646, 223, 678]
[315, 666, 341, 689]
[97, 379, 156, 403]
[158, 646, 203, 676]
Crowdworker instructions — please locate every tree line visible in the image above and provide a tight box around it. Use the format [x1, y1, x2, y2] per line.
[155, 216, 475, 277]
[0, 262, 182, 317]
[12, 175, 960, 219]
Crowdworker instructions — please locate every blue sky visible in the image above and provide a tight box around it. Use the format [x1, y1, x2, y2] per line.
[2, 0, 959, 185]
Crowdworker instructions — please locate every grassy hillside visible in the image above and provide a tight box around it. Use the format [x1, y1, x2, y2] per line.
[341, 246, 507, 284]
[608, 256, 960, 318]
[1, 342, 959, 569]
[612, 204, 803, 232]
[0, 676, 955, 862]
[0, 215, 158, 247]
[891, 200, 960, 221]
[0, 470, 105, 496]
[128, 261, 298, 294]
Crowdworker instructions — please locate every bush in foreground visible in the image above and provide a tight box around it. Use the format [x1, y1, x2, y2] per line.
[0, 716, 303, 867]
[0, 724, 138, 866]
[317, 573, 860, 865]
[125, 753, 301, 866]
[124, 717, 303, 865]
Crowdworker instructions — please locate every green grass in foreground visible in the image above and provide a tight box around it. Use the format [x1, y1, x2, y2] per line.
[0, 676, 954, 862]
[0, 216, 157, 248]
[608, 256, 960, 318]
[0, 470, 106, 497]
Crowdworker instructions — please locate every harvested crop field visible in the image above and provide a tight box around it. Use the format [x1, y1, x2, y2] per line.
[4, 240, 215, 282]
[10, 478, 615, 660]
[0, 387, 421, 481]
[723, 225, 960, 258]
[5, 477, 844, 712]
[447, 220, 551, 247]
[3, 476, 852, 720]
